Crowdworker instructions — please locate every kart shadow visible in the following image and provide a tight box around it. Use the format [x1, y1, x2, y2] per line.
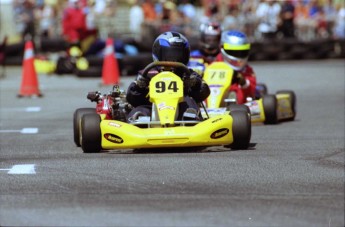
[105, 143, 257, 154]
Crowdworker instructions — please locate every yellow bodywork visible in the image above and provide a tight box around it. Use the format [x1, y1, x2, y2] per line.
[34, 59, 56, 74]
[203, 62, 267, 123]
[100, 116, 234, 149]
[99, 69, 235, 149]
[204, 62, 234, 108]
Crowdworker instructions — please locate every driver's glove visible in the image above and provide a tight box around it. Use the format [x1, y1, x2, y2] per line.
[135, 74, 149, 89]
[233, 71, 246, 86]
[184, 72, 202, 90]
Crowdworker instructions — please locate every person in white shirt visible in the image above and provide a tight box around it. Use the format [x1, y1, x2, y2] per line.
[256, 0, 281, 40]
[129, 0, 144, 42]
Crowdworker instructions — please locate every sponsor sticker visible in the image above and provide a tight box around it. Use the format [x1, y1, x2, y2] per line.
[158, 106, 175, 111]
[108, 122, 121, 128]
[210, 128, 229, 139]
[104, 133, 124, 144]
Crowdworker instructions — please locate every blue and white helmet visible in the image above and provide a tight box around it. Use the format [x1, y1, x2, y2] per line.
[220, 30, 250, 71]
[152, 31, 190, 65]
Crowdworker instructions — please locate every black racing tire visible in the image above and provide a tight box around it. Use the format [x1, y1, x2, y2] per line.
[276, 90, 296, 121]
[85, 56, 104, 67]
[40, 38, 68, 52]
[5, 42, 25, 57]
[73, 108, 96, 147]
[121, 53, 152, 76]
[81, 113, 101, 153]
[227, 110, 251, 150]
[55, 57, 75, 75]
[263, 94, 278, 124]
[75, 67, 102, 78]
[227, 103, 250, 114]
[277, 52, 294, 60]
[4, 56, 23, 66]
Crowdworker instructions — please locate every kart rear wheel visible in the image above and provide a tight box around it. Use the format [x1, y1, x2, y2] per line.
[73, 108, 96, 147]
[227, 110, 251, 150]
[276, 90, 296, 121]
[81, 113, 102, 153]
[263, 94, 278, 124]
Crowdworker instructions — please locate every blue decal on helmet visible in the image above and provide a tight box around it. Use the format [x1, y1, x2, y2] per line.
[227, 30, 245, 38]
[159, 39, 170, 47]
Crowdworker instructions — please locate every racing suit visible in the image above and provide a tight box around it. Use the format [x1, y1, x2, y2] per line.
[126, 68, 210, 120]
[215, 54, 257, 104]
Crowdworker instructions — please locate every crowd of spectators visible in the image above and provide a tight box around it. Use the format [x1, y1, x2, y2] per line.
[221, 0, 345, 41]
[9, 0, 345, 50]
[202, 0, 345, 41]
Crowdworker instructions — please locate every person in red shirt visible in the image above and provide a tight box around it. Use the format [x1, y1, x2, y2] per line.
[62, 0, 87, 44]
[216, 30, 256, 104]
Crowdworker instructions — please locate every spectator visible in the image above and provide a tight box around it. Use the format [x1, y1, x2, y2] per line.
[142, 0, 157, 22]
[84, 0, 97, 32]
[333, 2, 345, 39]
[13, 0, 36, 40]
[93, 0, 106, 15]
[323, 0, 338, 37]
[159, 1, 177, 32]
[177, 0, 197, 36]
[37, 1, 57, 39]
[241, 1, 259, 41]
[222, 5, 243, 31]
[280, 0, 295, 38]
[294, 0, 314, 40]
[256, 0, 281, 40]
[178, 0, 196, 23]
[308, 0, 329, 39]
[200, 0, 222, 24]
[62, 0, 87, 45]
[129, 0, 144, 42]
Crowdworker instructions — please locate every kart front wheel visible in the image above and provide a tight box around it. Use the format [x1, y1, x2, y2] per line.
[227, 103, 250, 114]
[276, 90, 296, 121]
[73, 108, 96, 147]
[81, 113, 101, 153]
[263, 95, 278, 124]
[227, 110, 251, 150]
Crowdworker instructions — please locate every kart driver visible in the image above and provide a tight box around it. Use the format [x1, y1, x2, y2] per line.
[216, 30, 257, 104]
[190, 20, 222, 65]
[126, 31, 210, 122]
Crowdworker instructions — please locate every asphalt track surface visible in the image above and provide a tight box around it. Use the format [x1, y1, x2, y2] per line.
[0, 60, 344, 226]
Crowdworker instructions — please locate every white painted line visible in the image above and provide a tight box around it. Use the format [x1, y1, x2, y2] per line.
[1, 107, 41, 112]
[0, 128, 38, 134]
[25, 107, 41, 112]
[20, 128, 39, 134]
[0, 130, 20, 133]
[8, 164, 36, 174]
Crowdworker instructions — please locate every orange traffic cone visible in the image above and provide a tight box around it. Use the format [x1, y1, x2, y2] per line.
[101, 38, 120, 85]
[18, 40, 42, 97]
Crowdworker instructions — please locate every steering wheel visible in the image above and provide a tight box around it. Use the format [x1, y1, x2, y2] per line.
[141, 61, 191, 79]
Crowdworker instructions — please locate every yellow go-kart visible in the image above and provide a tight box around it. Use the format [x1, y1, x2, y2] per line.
[203, 61, 296, 124]
[77, 61, 251, 153]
